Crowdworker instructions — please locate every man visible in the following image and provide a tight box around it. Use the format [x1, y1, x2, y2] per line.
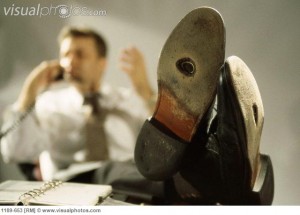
[0, 26, 155, 182]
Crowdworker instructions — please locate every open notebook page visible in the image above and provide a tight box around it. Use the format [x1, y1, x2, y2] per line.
[0, 180, 112, 206]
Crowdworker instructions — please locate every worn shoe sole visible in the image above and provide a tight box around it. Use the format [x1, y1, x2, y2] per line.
[221, 56, 274, 204]
[135, 7, 225, 180]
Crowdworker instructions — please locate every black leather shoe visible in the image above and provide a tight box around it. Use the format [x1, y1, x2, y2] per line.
[180, 56, 274, 205]
[135, 7, 225, 180]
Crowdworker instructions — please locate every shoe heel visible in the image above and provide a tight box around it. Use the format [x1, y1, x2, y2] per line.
[135, 119, 187, 180]
[250, 154, 274, 205]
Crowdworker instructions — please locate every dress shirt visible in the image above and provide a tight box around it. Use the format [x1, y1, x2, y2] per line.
[1, 84, 149, 177]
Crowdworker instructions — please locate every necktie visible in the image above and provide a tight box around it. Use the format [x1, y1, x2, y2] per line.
[83, 93, 109, 161]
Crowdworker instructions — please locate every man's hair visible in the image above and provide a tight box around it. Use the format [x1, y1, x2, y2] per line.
[58, 26, 107, 57]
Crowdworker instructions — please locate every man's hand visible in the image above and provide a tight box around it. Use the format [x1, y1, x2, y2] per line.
[118, 46, 155, 111]
[16, 60, 62, 112]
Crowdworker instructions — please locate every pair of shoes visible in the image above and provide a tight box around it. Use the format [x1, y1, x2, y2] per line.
[134, 7, 274, 205]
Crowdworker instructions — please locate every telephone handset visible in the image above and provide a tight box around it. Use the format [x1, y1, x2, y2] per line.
[54, 67, 65, 81]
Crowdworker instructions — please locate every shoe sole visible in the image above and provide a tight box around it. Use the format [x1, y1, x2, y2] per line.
[224, 56, 274, 204]
[135, 7, 225, 180]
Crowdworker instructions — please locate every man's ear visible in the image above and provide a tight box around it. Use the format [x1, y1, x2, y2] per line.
[98, 58, 107, 71]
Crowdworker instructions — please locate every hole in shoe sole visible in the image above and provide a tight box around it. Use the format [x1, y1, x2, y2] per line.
[252, 103, 258, 125]
[176, 58, 196, 76]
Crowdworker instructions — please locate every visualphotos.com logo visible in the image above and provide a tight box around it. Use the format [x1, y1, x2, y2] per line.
[3, 4, 107, 18]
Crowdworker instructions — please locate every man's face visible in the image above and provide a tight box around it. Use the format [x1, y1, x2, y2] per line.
[59, 36, 106, 93]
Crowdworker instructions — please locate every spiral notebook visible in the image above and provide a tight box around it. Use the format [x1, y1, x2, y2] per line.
[0, 180, 112, 206]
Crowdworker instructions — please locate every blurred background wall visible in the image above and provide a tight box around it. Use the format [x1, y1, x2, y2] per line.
[0, 0, 299, 205]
